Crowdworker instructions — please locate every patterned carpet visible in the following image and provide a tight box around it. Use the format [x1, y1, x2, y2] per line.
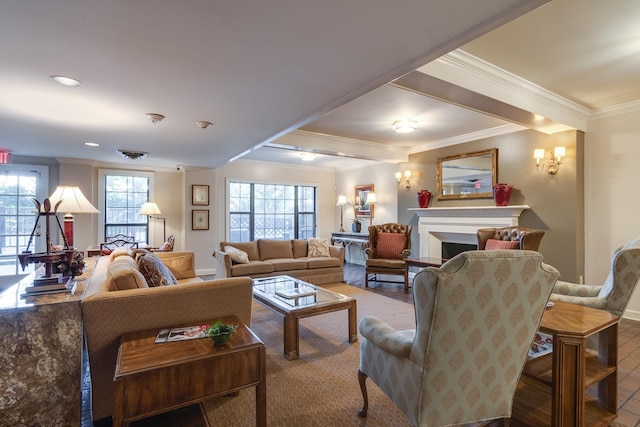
[202, 283, 415, 427]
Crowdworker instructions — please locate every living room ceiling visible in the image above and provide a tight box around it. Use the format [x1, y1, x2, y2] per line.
[1, 0, 638, 171]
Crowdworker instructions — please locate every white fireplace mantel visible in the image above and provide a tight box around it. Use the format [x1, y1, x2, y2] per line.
[408, 205, 530, 259]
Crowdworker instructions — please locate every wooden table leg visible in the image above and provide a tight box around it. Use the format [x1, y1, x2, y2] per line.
[348, 301, 358, 343]
[552, 334, 586, 426]
[112, 379, 125, 427]
[256, 345, 267, 427]
[283, 313, 299, 360]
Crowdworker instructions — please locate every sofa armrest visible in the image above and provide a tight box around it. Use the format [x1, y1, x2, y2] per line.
[329, 245, 345, 263]
[213, 250, 232, 278]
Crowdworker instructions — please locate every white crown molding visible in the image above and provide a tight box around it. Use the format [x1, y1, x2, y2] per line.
[418, 49, 591, 131]
[590, 99, 640, 120]
[409, 123, 526, 154]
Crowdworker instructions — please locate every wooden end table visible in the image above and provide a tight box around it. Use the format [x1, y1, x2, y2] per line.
[113, 316, 266, 427]
[403, 257, 443, 293]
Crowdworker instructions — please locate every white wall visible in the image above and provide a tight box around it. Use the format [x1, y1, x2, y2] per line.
[586, 110, 640, 320]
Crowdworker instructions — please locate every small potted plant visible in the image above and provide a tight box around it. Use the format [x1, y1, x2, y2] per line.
[204, 320, 238, 346]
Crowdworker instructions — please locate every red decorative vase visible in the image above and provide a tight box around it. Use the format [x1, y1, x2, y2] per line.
[417, 190, 432, 208]
[492, 183, 513, 206]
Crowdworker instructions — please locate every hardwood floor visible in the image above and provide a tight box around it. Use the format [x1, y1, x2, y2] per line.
[82, 263, 640, 426]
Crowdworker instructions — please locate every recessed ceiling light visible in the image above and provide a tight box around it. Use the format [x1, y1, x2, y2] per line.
[50, 75, 82, 87]
[84, 142, 100, 147]
[300, 152, 316, 161]
[392, 119, 418, 134]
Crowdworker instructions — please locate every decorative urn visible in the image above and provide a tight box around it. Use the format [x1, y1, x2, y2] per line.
[492, 183, 513, 206]
[417, 190, 432, 208]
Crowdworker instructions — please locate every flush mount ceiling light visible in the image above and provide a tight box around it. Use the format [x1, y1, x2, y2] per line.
[145, 113, 165, 124]
[117, 149, 148, 160]
[299, 152, 316, 161]
[196, 121, 213, 129]
[50, 75, 82, 87]
[392, 119, 418, 134]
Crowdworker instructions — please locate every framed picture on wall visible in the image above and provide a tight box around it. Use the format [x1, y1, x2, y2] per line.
[192, 209, 209, 230]
[355, 184, 374, 218]
[192, 185, 209, 206]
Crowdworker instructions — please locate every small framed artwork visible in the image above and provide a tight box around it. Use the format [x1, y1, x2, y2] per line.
[192, 209, 209, 230]
[192, 185, 209, 206]
[355, 184, 374, 218]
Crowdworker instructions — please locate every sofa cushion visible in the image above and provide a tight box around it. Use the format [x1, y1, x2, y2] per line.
[224, 245, 249, 264]
[159, 254, 196, 280]
[137, 253, 178, 287]
[231, 260, 274, 276]
[308, 238, 330, 257]
[269, 258, 308, 271]
[220, 241, 260, 261]
[109, 246, 132, 261]
[485, 238, 520, 250]
[305, 256, 341, 269]
[258, 239, 293, 261]
[107, 256, 148, 291]
[376, 232, 406, 259]
[292, 239, 308, 258]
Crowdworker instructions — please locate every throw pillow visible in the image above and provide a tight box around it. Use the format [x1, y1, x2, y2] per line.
[485, 238, 520, 250]
[136, 253, 178, 287]
[158, 241, 171, 251]
[307, 238, 331, 257]
[376, 232, 406, 259]
[224, 245, 249, 264]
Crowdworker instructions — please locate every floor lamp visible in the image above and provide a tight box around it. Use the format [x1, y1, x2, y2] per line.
[139, 202, 166, 243]
[336, 195, 347, 232]
[48, 186, 100, 247]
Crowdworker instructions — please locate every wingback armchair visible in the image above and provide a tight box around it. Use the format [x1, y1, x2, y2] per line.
[477, 226, 545, 251]
[358, 250, 559, 426]
[364, 223, 412, 293]
[550, 236, 640, 317]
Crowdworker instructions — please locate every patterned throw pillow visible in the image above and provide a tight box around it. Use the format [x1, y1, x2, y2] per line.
[485, 238, 520, 250]
[307, 238, 331, 257]
[376, 232, 406, 259]
[136, 253, 178, 287]
[224, 245, 249, 264]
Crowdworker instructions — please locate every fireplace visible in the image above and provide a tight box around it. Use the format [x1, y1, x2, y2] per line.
[442, 242, 477, 261]
[408, 206, 529, 260]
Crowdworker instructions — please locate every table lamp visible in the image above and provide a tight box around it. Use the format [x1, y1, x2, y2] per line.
[48, 186, 100, 247]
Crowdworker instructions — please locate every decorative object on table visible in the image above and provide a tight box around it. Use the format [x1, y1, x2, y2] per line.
[492, 183, 513, 206]
[204, 320, 238, 346]
[53, 249, 86, 277]
[192, 184, 209, 206]
[354, 184, 374, 219]
[139, 201, 167, 242]
[417, 189, 432, 208]
[17, 198, 75, 288]
[192, 209, 209, 230]
[352, 220, 362, 233]
[47, 186, 100, 247]
[336, 195, 347, 232]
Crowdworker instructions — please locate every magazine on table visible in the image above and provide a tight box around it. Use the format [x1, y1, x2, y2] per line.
[155, 325, 207, 343]
[528, 331, 553, 359]
[275, 286, 317, 299]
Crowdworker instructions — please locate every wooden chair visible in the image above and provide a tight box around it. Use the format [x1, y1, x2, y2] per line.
[150, 235, 175, 252]
[100, 234, 138, 255]
[364, 223, 412, 293]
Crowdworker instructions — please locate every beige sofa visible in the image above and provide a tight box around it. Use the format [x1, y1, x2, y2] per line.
[81, 250, 253, 422]
[214, 239, 344, 285]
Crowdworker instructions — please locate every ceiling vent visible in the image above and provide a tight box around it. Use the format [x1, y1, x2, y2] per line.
[117, 149, 148, 160]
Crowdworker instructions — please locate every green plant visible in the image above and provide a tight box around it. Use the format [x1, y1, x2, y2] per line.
[204, 320, 238, 337]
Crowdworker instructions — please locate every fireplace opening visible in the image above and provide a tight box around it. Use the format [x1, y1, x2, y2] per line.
[442, 242, 477, 262]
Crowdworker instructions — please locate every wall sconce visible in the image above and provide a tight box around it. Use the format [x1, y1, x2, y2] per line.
[534, 146, 565, 176]
[395, 170, 412, 189]
[336, 195, 347, 232]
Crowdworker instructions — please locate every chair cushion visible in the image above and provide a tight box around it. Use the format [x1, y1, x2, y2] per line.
[485, 238, 519, 250]
[308, 238, 331, 257]
[366, 258, 406, 269]
[376, 232, 406, 259]
[224, 245, 250, 264]
[136, 253, 178, 287]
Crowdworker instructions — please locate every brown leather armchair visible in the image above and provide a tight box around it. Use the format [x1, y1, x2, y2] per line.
[364, 223, 412, 293]
[477, 226, 545, 251]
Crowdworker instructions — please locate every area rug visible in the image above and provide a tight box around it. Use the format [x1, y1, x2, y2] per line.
[201, 282, 415, 427]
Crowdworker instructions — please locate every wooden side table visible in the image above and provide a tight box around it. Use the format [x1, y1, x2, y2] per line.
[403, 257, 443, 293]
[113, 316, 266, 427]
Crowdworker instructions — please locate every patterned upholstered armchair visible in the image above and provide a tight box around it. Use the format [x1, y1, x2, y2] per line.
[358, 250, 559, 426]
[550, 237, 640, 317]
[364, 223, 412, 293]
[477, 226, 545, 251]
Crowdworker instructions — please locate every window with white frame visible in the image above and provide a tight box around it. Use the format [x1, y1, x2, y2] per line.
[228, 181, 316, 241]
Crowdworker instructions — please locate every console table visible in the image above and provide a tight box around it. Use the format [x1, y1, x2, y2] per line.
[512, 301, 618, 426]
[331, 231, 369, 265]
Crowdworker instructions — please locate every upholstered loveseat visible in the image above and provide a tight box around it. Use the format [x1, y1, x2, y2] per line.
[81, 249, 253, 422]
[213, 238, 344, 285]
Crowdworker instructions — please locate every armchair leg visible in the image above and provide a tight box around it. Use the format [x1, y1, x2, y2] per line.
[357, 369, 369, 417]
[365, 271, 369, 288]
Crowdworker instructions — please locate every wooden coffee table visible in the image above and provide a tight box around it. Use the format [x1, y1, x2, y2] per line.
[113, 316, 266, 427]
[252, 276, 357, 360]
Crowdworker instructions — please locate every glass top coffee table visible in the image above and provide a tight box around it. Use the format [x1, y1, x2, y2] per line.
[252, 275, 357, 360]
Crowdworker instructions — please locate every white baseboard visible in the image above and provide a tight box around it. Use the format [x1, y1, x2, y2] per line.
[196, 268, 216, 277]
[622, 308, 640, 322]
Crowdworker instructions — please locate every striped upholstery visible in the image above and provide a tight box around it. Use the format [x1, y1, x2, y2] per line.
[358, 250, 559, 426]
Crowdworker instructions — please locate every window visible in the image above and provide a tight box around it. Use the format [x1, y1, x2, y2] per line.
[99, 170, 154, 245]
[0, 165, 49, 275]
[228, 182, 316, 241]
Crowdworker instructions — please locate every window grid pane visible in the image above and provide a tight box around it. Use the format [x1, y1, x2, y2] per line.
[105, 175, 150, 244]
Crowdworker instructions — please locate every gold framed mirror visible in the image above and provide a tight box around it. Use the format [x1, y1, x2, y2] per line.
[436, 148, 497, 200]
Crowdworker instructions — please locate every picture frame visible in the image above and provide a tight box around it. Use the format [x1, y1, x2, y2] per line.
[192, 185, 209, 206]
[355, 184, 374, 218]
[192, 209, 209, 230]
